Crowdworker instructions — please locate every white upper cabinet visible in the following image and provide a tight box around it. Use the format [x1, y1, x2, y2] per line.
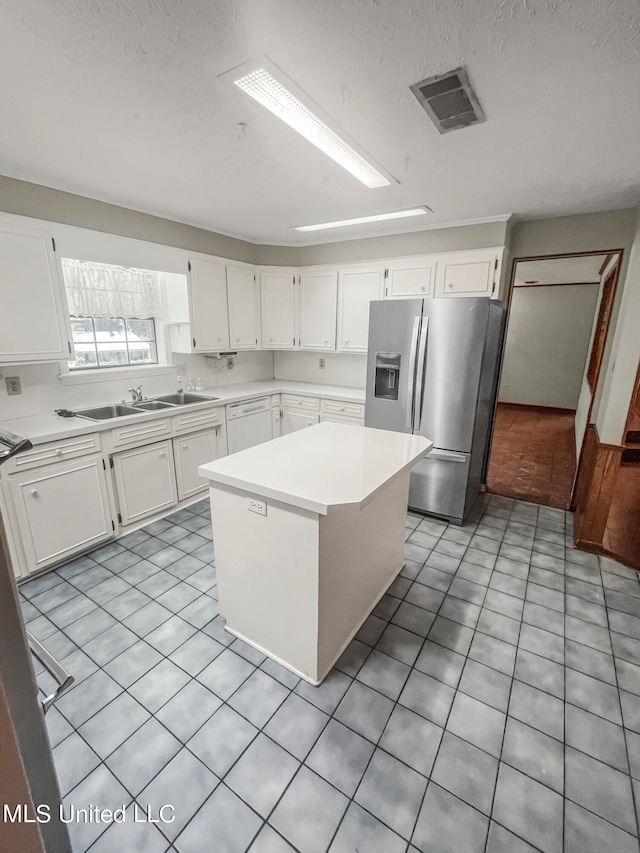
[0, 222, 72, 362]
[261, 269, 296, 349]
[188, 258, 229, 351]
[298, 269, 338, 351]
[337, 266, 384, 353]
[227, 265, 259, 350]
[434, 249, 502, 298]
[384, 257, 435, 299]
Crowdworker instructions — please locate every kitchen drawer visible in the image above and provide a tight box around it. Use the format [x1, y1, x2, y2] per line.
[320, 399, 364, 419]
[319, 413, 364, 426]
[5, 433, 101, 474]
[281, 394, 320, 411]
[110, 417, 172, 449]
[172, 406, 223, 436]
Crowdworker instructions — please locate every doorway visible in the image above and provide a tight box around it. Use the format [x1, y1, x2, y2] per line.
[487, 252, 620, 510]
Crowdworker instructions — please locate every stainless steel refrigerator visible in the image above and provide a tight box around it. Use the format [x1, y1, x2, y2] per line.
[365, 297, 506, 523]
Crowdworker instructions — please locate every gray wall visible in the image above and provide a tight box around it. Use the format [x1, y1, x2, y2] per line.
[509, 209, 638, 259]
[0, 176, 509, 268]
[500, 284, 600, 409]
[288, 219, 509, 267]
[0, 175, 258, 264]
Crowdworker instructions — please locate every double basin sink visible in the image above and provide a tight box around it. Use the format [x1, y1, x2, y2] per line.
[76, 393, 219, 421]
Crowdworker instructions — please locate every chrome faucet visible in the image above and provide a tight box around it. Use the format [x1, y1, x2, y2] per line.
[129, 385, 144, 403]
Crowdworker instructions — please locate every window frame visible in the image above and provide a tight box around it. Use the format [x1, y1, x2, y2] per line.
[68, 315, 159, 371]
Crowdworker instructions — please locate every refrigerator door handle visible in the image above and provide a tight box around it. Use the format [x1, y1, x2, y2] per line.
[414, 316, 429, 432]
[406, 316, 421, 429]
[426, 449, 468, 463]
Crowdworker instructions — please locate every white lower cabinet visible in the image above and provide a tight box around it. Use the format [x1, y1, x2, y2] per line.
[280, 394, 320, 436]
[9, 456, 113, 574]
[280, 411, 320, 434]
[173, 429, 220, 501]
[113, 440, 177, 526]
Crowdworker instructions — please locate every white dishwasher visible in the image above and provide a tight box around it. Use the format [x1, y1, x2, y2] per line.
[226, 397, 273, 454]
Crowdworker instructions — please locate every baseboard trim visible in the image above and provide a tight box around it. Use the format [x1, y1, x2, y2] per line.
[497, 402, 577, 417]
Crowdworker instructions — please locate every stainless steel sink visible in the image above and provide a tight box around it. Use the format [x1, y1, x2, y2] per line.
[131, 400, 176, 411]
[76, 404, 143, 420]
[153, 393, 219, 405]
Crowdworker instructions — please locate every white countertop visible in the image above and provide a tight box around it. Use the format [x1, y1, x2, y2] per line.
[199, 421, 432, 514]
[0, 380, 365, 446]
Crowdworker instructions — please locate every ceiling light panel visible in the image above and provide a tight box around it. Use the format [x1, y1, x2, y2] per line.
[231, 65, 392, 189]
[295, 207, 430, 232]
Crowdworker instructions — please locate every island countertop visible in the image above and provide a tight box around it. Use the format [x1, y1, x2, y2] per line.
[199, 421, 432, 514]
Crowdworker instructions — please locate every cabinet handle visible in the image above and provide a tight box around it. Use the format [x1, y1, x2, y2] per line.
[159, 451, 166, 457]
[344, 339, 349, 345]
[268, 337, 274, 343]
[218, 336, 224, 342]
[235, 337, 240, 342]
[298, 400, 302, 405]
[448, 283, 453, 288]
[31, 489, 39, 497]
[55, 449, 64, 456]
[324, 338, 329, 344]
[340, 406, 345, 411]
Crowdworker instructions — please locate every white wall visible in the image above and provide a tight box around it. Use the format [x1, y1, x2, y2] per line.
[274, 352, 367, 389]
[597, 215, 640, 444]
[172, 351, 274, 390]
[573, 255, 620, 454]
[499, 284, 599, 409]
[0, 351, 274, 421]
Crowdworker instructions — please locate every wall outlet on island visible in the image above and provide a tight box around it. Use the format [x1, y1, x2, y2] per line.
[247, 498, 267, 516]
[319, 358, 325, 370]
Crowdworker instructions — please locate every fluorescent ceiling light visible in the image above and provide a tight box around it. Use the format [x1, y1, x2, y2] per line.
[295, 208, 431, 232]
[232, 66, 391, 189]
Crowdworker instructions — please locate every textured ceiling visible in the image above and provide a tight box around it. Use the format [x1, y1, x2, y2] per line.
[1, 0, 639, 245]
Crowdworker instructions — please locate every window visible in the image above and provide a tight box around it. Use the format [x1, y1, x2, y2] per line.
[62, 259, 162, 371]
[69, 316, 157, 369]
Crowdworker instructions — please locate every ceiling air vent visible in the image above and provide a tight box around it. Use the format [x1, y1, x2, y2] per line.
[410, 67, 486, 134]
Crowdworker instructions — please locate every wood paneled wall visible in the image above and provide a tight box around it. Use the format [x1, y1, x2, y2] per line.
[573, 424, 623, 551]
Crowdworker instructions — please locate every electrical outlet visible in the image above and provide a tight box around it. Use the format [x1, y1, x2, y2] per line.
[6, 376, 21, 396]
[319, 358, 326, 370]
[247, 498, 267, 516]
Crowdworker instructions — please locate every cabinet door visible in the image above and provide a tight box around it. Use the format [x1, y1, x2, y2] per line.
[173, 429, 219, 501]
[338, 267, 384, 352]
[227, 265, 259, 350]
[272, 407, 281, 438]
[280, 410, 319, 435]
[299, 270, 338, 350]
[0, 222, 71, 362]
[113, 440, 177, 526]
[385, 258, 435, 299]
[435, 251, 500, 298]
[9, 457, 113, 574]
[261, 270, 296, 349]
[188, 258, 229, 351]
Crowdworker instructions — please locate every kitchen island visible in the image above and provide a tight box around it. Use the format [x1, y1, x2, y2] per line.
[199, 421, 431, 685]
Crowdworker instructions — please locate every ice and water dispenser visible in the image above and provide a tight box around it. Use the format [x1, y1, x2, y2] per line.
[374, 353, 401, 401]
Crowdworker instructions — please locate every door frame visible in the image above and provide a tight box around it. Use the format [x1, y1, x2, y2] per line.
[490, 248, 624, 508]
